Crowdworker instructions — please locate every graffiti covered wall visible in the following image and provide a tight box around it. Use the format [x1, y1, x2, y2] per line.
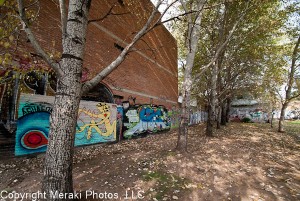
[15, 94, 117, 156]
[229, 108, 268, 122]
[189, 110, 207, 125]
[15, 94, 208, 156]
[123, 105, 171, 138]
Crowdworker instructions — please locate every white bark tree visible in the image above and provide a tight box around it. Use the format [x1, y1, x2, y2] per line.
[176, 0, 206, 151]
[278, 34, 300, 132]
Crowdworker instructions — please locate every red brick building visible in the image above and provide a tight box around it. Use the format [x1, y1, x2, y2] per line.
[0, 0, 178, 130]
[33, 0, 178, 106]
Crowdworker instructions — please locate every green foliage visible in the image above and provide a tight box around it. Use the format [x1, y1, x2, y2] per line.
[0, 0, 19, 68]
[241, 117, 252, 123]
[0, 1, 61, 84]
[172, 0, 295, 108]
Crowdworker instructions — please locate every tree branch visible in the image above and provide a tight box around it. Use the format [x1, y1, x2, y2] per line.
[288, 92, 300, 101]
[17, 0, 63, 77]
[59, 0, 67, 36]
[82, 0, 164, 94]
[88, 4, 130, 23]
[155, 9, 196, 28]
[286, 34, 300, 100]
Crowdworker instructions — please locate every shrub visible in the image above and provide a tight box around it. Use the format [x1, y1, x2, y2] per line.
[241, 117, 252, 123]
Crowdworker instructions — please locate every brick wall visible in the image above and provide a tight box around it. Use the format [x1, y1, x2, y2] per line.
[27, 0, 178, 108]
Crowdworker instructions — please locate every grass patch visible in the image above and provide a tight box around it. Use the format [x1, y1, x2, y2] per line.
[142, 171, 189, 200]
[287, 120, 300, 125]
[285, 121, 300, 137]
[254, 120, 299, 139]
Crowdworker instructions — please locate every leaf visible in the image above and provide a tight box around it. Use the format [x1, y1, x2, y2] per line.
[4, 42, 10, 48]
[0, 0, 5, 6]
[9, 35, 14, 41]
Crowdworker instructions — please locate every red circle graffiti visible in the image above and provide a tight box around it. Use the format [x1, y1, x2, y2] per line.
[23, 131, 47, 148]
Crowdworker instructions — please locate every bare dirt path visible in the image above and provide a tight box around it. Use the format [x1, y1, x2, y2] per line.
[0, 123, 299, 201]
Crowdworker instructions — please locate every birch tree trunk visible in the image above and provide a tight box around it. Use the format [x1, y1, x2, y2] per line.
[278, 34, 300, 133]
[278, 102, 288, 132]
[17, 0, 171, 196]
[206, 63, 217, 136]
[41, 1, 91, 197]
[216, 54, 224, 129]
[177, 0, 205, 152]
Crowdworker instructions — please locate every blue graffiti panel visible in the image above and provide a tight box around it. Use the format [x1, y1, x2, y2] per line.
[15, 111, 50, 156]
[15, 94, 117, 156]
[123, 105, 170, 138]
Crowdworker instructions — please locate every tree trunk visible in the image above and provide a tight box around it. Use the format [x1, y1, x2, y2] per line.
[10, 72, 20, 122]
[278, 103, 288, 133]
[221, 102, 227, 126]
[177, 58, 193, 152]
[226, 98, 231, 123]
[176, 0, 205, 152]
[206, 64, 217, 136]
[0, 83, 6, 118]
[270, 109, 274, 128]
[42, 1, 90, 198]
[177, 100, 189, 152]
[42, 80, 82, 196]
[216, 106, 221, 129]
[206, 103, 213, 136]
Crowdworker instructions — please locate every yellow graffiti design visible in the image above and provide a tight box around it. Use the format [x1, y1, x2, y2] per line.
[77, 102, 116, 139]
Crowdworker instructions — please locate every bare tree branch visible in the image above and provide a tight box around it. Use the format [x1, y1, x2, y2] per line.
[155, 0, 225, 28]
[155, 9, 196, 27]
[88, 4, 130, 23]
[82, 0, 164, 94]
[155, 0, 179, 24]
[289, 93, 300, 101]
[59, 0, 67, 36]
[138, 38, 157, 60]
[17, 0, 63, 77]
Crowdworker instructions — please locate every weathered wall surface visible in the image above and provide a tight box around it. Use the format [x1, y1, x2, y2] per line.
[15, 94, 117, 156]
[27, 0, 178, 108]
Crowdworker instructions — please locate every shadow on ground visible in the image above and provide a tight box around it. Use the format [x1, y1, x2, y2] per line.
[0, 123, 299, 201]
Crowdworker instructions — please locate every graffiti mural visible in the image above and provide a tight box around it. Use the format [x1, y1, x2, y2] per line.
[229, 108, 268, 123]
[75, 101, 117, 146]
[123, 105, 171, 138]
[189, 110, 207, 125]
[15, 94, 208, 156]
[15, 94, 117, 156]
[15, 101, 52, 155]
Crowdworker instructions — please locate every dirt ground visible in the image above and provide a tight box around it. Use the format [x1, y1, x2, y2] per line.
[0, 123, 299, 201]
